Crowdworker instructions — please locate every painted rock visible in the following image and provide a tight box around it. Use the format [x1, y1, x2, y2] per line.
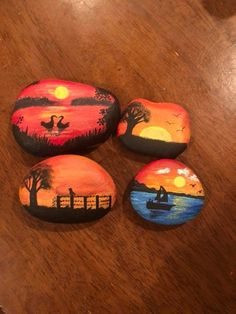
[130, 159, 204, 225]
[117, 99, 190, 158]
[11, 79, 120, 156]
[19, 155, 116, 223]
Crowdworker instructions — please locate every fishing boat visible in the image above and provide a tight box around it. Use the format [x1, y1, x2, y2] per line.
[146, 186, 175, 211]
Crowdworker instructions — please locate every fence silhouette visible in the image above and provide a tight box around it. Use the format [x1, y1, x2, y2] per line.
[52, 194, 112, 210]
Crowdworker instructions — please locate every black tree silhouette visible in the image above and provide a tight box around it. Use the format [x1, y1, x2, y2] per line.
[97, 107, 112, 127]
[22, 164, 53, 208]
[95, 88, 113, 102]
[14, 97, 55, 112]
[121, 102, 150, 136]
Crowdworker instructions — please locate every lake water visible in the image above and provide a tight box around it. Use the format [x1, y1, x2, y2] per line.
[130, 191, 204, 225]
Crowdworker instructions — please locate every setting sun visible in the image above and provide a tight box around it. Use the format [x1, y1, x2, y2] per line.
[53, 86, 69, 99]
[140, 126, 172, 142]
[174, 176, 186, 187]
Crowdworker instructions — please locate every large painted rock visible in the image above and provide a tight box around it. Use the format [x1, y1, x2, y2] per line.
[117, 99, 190, 158]
[11, 79, 120, 156]
[130, 159, 204, 225]
[19, 155, 116, 223]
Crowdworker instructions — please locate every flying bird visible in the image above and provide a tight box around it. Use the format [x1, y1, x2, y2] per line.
[176, 126, 185, 132]
[166, 121, 175, 125]
[198, 190, 203, 193]
[41, 115, 57, 132]
[190, 184, 196, 188]
[173, 113, 181, 117]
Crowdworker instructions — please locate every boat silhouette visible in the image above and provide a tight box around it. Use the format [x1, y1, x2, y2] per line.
[146, 186, 175, 211]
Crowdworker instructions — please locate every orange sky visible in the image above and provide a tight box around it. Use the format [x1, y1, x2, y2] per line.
[19, 155, 116, 207]
[117, 99, 190, 143]
[135, 159, 204, 196]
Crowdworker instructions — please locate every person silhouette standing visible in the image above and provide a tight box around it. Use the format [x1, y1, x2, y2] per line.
[69, 188, 76, 209]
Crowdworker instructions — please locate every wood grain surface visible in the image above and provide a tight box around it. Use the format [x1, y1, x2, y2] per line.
[0, 0, 235, 313]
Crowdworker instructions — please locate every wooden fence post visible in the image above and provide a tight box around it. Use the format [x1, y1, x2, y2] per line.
[57, 196, 61, 209]
[95, 195, 99, 209]
[84, 196, 88, 210]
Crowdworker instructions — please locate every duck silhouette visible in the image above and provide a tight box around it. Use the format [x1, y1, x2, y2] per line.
[41, 115, 57, 132]
[57, 116, 70, 133]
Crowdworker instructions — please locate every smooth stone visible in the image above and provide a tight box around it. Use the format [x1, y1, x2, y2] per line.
[117, 99, 190, 158]
[12, 79, 120, 156]
[130, 159, 205, 225]
[19, 155, 116, 223]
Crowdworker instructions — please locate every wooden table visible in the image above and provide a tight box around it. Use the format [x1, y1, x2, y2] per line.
[0, 1, 235, 313]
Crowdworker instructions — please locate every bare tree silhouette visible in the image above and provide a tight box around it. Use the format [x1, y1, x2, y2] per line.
[22, 164, 53, 207]
[121, 102, 150, 136]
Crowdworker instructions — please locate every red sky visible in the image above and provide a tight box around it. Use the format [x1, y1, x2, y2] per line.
[11, 79, 115, 145]
[135, 159, 204, 196]
[12, 106, 105, 145]
[19, 155, 116, 207]
[17, 79, 103, 104]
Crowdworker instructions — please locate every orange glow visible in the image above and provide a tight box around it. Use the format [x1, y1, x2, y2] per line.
[135, 159, 204, 196]
[117, 99, 190, 143]
[19, 155, 116, 207]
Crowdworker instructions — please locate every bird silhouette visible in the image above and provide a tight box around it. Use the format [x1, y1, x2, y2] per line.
[198, 190, 203, 193]
[57, 116, 70, 134]
[41, 115, 57, 132]
[190, 184, 196, 188]
[166, 120, 175, 125]
[173, 113, 181, 117]
[176, 126, 185, 132]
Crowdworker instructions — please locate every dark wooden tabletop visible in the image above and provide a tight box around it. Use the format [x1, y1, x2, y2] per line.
[0, 1, 235, 313]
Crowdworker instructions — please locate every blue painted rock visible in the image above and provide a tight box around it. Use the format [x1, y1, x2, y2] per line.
[130, 159, 204, 225]
[117, 99, 190, 158]
[11, 79, 120, 156]
[19, 155, 116, 223]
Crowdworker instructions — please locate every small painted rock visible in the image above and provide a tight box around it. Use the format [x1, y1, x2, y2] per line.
[11, 79, 120, 156]
[19, 155, 116, 223]
[130, 159, 204, 225]
[117, 99, 190, 158]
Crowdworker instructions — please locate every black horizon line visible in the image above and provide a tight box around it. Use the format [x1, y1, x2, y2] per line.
[132, 188, 204, 199]
[13, 96, 114, 112]
[119, 133, 187, 146]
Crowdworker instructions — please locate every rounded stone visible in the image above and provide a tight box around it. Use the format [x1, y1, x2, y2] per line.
[130, 159, 204, 225]
[117, 99, 190, 158]
[11, 79, 120, 156]
[19, 155, 116, 223]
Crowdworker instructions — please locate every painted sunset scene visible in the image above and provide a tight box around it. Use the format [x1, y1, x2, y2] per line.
[117, 99, 190, 158]
[130, 159, 204, 225]
[19, 155, 116, 223]
[11, 79, 120, 155]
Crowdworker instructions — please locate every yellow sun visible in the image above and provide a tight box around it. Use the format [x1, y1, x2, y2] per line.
[53, 86, 69, 99]
[140, 126, 172, 142]
[174, 176, 186, 187]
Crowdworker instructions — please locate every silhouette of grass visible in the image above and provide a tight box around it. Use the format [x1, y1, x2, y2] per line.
[119, 134, 187, 158]
[12, 124, 109, 156]
[23, 205, 110, 223]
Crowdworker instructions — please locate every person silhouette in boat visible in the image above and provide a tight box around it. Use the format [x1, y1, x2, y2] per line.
[146, 186, 175, 211]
